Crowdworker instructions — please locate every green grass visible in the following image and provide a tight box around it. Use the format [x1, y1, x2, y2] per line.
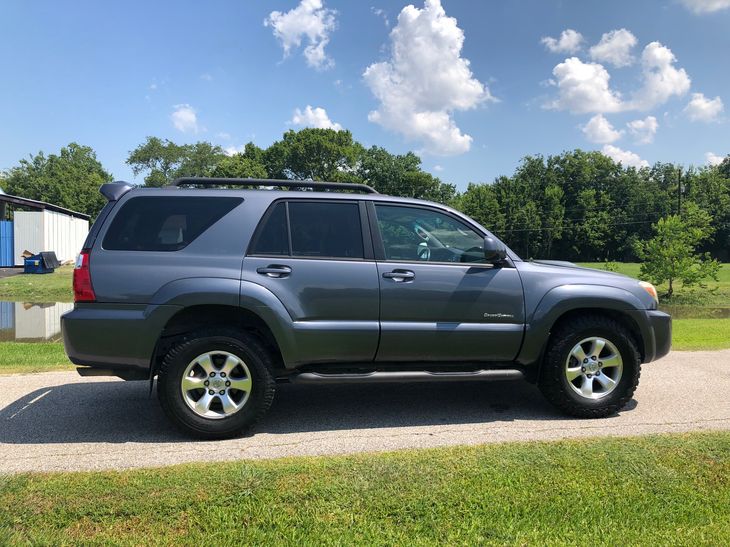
[0, 342, 73, 374]
[0, 266, 73, 302]
[0, 432, 728, 545]
[672, 319, 730, 351]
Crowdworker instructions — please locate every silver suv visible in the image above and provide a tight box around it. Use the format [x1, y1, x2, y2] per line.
[62, 178, 671, 438]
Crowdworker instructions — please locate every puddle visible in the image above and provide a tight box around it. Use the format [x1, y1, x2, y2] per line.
[0, 302, 73, 342]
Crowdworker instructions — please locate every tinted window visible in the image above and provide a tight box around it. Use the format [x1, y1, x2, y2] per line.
[289, 202, 363, 259]
[250, 202, 289, 256]
[375, 204, 486, 263]
[103, 197, 242, 251]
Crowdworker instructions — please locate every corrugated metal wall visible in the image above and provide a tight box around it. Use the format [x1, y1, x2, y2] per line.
[0, 220, 13, 267]
[13, 210, 89, 266]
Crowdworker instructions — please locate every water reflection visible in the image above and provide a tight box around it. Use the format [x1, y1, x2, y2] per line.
[0, 302, 73, 342]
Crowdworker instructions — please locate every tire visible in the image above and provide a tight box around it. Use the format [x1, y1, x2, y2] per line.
[157, 328, 276, 439]
[538, 314, 641, 418]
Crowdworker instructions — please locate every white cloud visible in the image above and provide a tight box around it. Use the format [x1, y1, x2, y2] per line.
[630, 42, 691, 110]
[582, 114, 624, 144]
[433, 164, 444, 172]
[224, 145, 246, 156]
[627, 116, 659, 144]
[684, 92, 724, 122]
[541, 29, 584, 54]
[681, 0, 730, 13]
[706, 152, 726, 166]
[602, 144, 649, 168]
[170, 104, 198, 133]
[546, 57, 623, 114]
[363, 0, 493, 155]
[371, 7, 390, 26]
[589, 28, 637, 68]
[265, 0, 336, 70]
[290, 105, 343, 130]
[149, 83, 158, 90]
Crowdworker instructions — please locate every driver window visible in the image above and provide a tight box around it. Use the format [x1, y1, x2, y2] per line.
[374, 204, 487, 263]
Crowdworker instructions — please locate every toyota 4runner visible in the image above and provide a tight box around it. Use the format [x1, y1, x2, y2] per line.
[62, 178, 671, 438]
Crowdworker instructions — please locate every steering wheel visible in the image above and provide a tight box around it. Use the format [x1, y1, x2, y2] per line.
[414, 224, 430, 242]
[417, 243, 431, 261]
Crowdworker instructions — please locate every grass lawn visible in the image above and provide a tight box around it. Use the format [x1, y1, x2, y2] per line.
[0, 266, 73, 302]
[671, 319, 730, 351]
[0, 342, 73, 374]
[0, 432, 728, 545]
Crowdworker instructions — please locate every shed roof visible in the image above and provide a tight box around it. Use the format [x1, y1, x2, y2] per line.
[0, 192, 90, 220]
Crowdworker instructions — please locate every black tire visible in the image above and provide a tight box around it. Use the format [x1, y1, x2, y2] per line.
[539, 314, 641, 418]
[157, 328, 276, 439]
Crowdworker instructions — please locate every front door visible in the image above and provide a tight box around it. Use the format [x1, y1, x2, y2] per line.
[243, 199, 380, 364]
[371, 203, 525, 363]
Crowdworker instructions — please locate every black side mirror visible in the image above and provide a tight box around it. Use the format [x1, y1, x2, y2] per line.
[483, 236, 507, 263]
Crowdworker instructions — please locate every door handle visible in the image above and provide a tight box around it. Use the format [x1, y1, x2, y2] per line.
[382, 269, 415, 282]
[256, 265, 292, 278]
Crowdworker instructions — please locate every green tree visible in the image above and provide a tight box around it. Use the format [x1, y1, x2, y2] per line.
[2, 143, 111, 218]
[454, 183, 505, 234]
[126, 137, 225, 187]
[263, 128, 362, 182]
[634, 204, 720, 298]
[211, 154, 267, 179]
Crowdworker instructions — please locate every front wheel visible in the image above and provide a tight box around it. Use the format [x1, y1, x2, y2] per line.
[539, 315, 641, 418]
[157, 328, 276, 439]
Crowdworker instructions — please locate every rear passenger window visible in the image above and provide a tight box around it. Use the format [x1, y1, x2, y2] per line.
[249, 202, 289, 256]
[249, 201, 364, 259]
[102, 197, 242, 251]
[289, 202, 363, 258]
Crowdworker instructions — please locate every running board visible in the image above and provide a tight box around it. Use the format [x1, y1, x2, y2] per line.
[289, 369, 525, 385]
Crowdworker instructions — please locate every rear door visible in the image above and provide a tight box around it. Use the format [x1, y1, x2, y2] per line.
[242, 199, 380, 364]
[371, 202, 525, 363]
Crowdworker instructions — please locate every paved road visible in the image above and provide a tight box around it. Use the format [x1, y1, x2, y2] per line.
[1, 350, 728, 473]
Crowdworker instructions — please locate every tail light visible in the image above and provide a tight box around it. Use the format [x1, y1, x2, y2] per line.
[73, 249, 96, 302]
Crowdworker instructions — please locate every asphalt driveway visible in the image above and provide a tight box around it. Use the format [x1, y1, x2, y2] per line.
[1, 350, 728, 473]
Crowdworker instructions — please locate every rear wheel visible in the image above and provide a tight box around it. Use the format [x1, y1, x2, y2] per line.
[539, 315, 641, 418]
[157, 328, 275, 439]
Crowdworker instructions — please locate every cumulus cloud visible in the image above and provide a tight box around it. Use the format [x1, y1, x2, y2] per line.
[290, 105, 343, 130]
[541, 29, 584, 54]
[363, 0, 493, 155]
[265, 0, 336, 70]
[371, 7, 390, 26]
[627, 116, 659, 144]
[602, 145, 649, 168]
[582, 114, 624, 144]
[630, 42, 691, 110]
[684, 92, 724, 122]
[706, 152, 725, 165]
[545, 57, 623, 114]
[589, 28, 637, 68]
[681, 0, 730, 13]
[223, 145, 246, 156]
[170, 104, 198, 133]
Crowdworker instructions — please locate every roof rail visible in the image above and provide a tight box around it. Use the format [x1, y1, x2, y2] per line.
[170, 177, 379, 194]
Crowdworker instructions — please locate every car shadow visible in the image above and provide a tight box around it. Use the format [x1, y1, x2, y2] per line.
[0, 379, 630, 444]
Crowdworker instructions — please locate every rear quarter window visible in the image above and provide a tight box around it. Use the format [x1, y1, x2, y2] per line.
[102, 196, 242, 251]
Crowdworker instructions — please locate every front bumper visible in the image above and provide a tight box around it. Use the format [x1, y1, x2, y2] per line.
[627, 309, 671, 363]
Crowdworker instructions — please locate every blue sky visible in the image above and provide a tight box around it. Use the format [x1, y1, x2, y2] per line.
[0, 0, 728, 190]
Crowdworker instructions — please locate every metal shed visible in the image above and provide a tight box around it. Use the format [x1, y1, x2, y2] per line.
[0, 191, 90, 267]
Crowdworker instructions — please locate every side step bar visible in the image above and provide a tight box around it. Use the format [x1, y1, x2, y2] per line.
[289, 369, 525, 385]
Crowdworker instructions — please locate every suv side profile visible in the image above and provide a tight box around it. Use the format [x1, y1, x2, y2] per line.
[62, 178, 671, 439]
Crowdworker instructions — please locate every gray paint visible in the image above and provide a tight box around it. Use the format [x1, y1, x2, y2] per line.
[62, 185, 672, 377]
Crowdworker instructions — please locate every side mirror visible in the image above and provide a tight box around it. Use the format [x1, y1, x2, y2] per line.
[483, 236, 507, 263]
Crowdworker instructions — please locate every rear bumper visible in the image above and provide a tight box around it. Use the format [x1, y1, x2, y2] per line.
[62, 303, 181, 377]
[627, 309, 671, 363]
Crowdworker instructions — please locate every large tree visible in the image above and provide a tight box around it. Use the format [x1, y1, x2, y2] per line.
[126, 137, 225, 187]
[1, 143, 111, 218]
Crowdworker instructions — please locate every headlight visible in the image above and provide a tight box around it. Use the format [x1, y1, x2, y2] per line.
[639, 281, 658, 304]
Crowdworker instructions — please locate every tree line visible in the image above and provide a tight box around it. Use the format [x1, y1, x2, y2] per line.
[1, 129, 728, 263]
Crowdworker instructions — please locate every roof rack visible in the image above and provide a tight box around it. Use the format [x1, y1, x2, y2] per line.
[171, 177, 378, 194]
